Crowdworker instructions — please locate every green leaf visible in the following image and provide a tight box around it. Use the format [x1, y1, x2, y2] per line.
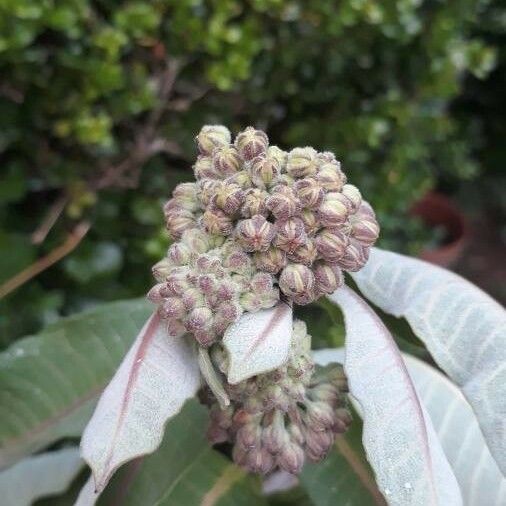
[95, 401, 266, 506]
[0, 299, 152, 469]
[300, 413, 385, 506]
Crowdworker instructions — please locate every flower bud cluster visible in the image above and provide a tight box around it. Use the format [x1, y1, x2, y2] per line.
[202, 321, 351, 474]
[147, 228, 279, 347]
[163, 125, 379, 305]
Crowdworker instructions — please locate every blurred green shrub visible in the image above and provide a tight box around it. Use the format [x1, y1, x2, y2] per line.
[0, 0, 497, 342]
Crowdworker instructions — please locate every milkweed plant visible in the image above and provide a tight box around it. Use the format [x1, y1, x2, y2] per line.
[74, 126, 505, 505]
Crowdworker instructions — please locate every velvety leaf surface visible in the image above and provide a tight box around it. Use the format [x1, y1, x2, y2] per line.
[329, 286, 462, 505]
[0, 447, 83, 506]
[223, 302, 292, 384]
[0, 299, 152, 469]
[81, 312, 200, 492]
[315, 348, 506, 505]
[91, 401, 266, 506]
[352, 247, 506, 473]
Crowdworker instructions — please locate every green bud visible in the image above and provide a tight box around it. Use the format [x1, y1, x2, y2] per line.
[196, 125, 231, 155]
[235, 126, 269, 161]
[286, 147, 319, 178]
[212, 145, 242, 176]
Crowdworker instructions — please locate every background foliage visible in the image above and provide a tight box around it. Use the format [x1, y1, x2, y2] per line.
[0, 0, 503, 344]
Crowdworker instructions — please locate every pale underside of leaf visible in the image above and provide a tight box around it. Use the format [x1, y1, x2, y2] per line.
[329, 286, 462, 506]
[315, 348, 506, 505]
[351, 247, 506, 474]
[80, 312, 200, 493]
[223, 302, 292, 384]
[0, 447, 83, 506]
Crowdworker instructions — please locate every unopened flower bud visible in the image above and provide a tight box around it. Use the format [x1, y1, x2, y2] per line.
[235, 127, 269, 161]
[247, 447, 275, 475]
[166, 318, 186, 337]
[286, 147, 319, 178]
[317, 193, 350, 227]
[279, 263, 315, 302]
[235, 215, 275, 252]
[300, 209, 319, 235]
[304, 429, 335, 462]
[212, 181, 245, 215]
[166, 267, 191, 294]
[342, 184, 362, 211]
[267, 145, 288, 168]
[181, 287, 206, 309]
[152, 258, 173, 282]
[197, 274, 216, 294]
[316, 160, 346, 191]
[315, 229, 349, 262]
[287, 422, 305, 446]
[334, 407, 353, 432]
[181, 228, 212, 253]
[250, 272, 274, 294]
[172, 182, 199, 210]
[313, 262, 344, 294]
[249, 153, 281, 188]
[254, 247, 287, 274]
[262, 411, 288, 453]
[350, 202, 379, 246]
[212, 145, 242, 176]
[168, 242, 192, 265]
[266, 185, 301, 219]
[196, 125, 231, 155]
[216, 301, 241, 322]
[194, 329, 217, 347]
[277, 442, 305, 474]
[240, 188, 268, 218]
[194, 155, 220, 180]
[202, 205, 234, 235]
[287, 240, 318, 266]
[336, 239, 369, 271]
[147, 282, 170, 302]
[165, 207, 196, 239]
[274, 218, 307, 254]
[159, 297, 186, 319]
[226, 170, 252, 189]
[294, 178, 324, 208]
[223, 248, 251, 274]
[186, 306, 213, 331]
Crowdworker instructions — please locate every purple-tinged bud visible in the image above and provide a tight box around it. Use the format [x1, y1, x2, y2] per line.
[202, 205, 234, 235]
[168, 242, 192, 265]
[277, 442, 305, 474]
[235, 215, 276, 252]
[235, 127, 269, 161]
[254, 247, 287, 274]
[196, 125, 231, 155]
[181, 228, 212, 253]
[241, 188, 269, 217]
[159, 297, 186, 319]
[305, 401, 337, 431]
[304, 429, 335, 462]
[172, 182, 199, 211]
[212, 145, 242, 176]
[152, 258, 173, 282]
[267, 145, 288, 169]
[181, 288, 205, 309]
[166, 267, 191, 294]
[341, 184, 362, 211]
[216, 280, 237, 301]
[246, 447, 275, 475]
[147, 282, 170, 302]
[224, 249, 252, 274]
[317, 193, 350, 227]
[334, 408, 353, 432]
[350, 202, 379, 246]
[286, 147, 319, 178]
[165, 207, 196, 240]
[239, 293, 262, 313]
[279, 263, 315, 301]
[266, 185, 301, 219]
[336, 239, 369, 272]
[211, 181, 245, 215]
[197, 274, 216, 294]
[250, 272, 274, 294]
[197, 178, 220, 206]
[195, 254, 221, 273]
[300, 209, 319, 235]
[226, 170, 252, 190]
[274, 218, 307, 254]
[317, 151, 337, 163]
[194, 155, 221, 180]
[287, 240, 318, 266]
[232, 445, 248, 467]
[315, 229, 349, 263]
[194, 329, 217, 347]
[313, 261, 344, 294]
[186, 306, 213, 331]
[287, 422, 305, 446]
[262, 411, 288, 453]
[249, 153, 281, 188]
[216, 301, 242, 322]
[309, 383, 340, 404]
[294, 178, 325, 209]
[207, 425, 229, 444]
[316, 161, 346, 192]
[237, 422, 262, 449]
[166, 318, 186, 338]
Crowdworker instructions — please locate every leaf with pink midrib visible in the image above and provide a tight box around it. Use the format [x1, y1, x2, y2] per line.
[80, 312, 200, 492]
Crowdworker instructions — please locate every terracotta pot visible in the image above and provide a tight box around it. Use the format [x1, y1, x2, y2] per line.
[410, 191, 469, 267]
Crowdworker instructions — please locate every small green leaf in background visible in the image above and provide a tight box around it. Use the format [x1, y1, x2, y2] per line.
[0, 298, 151, 469]
[300, 414, 385, 506]
[98, 401, 266, 506]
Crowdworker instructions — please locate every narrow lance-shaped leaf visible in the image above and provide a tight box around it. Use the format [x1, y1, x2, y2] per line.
[0, 447, 83, 506]
[351, 247, 506, 474]
[329, 286, 462, 506]
[0, 299, 152, 470]
[80, 312, 200, 493]
[223, 302, 292, 384]
[315, 348, 506, 505]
